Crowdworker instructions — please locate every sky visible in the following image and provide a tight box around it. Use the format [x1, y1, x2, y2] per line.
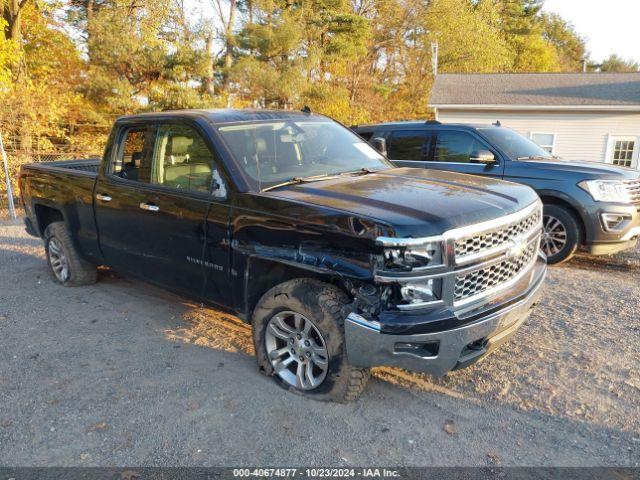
[542, 0, 640, 64]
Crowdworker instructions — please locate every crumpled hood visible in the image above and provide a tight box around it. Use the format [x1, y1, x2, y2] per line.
[267, 167, 540, 237]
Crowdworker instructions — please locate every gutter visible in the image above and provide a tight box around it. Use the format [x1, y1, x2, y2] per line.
[429, 104, 640, 112]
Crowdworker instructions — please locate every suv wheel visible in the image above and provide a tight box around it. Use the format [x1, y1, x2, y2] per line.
[252, 279, 370, 402]
[44, 222, 98, 286]
[541, 205, 580, 264]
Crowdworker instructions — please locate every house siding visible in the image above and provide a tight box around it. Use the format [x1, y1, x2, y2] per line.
[436, 108, 640, 165]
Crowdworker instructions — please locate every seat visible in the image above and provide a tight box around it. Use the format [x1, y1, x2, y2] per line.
[167, 136, 193, 165]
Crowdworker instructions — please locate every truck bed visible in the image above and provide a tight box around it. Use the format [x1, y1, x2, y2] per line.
[29, 158, 101, 175]
[19, 158, 102, 258]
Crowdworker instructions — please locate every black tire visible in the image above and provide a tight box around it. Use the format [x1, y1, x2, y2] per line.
[44, 221, 98, 286]
[252, 278, 370, 403]
[542, 204, 581, 265]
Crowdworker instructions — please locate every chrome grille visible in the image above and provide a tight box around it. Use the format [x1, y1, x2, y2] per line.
[455, 209, 541, 260]
[454, 241, 538, 302]
[626, 179, 640, 210]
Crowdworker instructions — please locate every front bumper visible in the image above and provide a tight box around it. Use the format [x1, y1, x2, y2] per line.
[585, 204, 640, 255]
[345, 258, 546, 377]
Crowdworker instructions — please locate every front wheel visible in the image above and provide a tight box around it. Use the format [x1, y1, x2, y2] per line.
[541, 204, 581, 264]
[252, 279, 370, 402]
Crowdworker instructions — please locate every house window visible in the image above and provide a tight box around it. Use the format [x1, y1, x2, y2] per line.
[607, 136, 639, 169]
[612, 139, 635, 167]
[530, 132, 555, 154]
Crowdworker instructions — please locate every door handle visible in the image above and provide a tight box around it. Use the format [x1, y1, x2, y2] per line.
[96, 193, 112, 202]
[139, 202, 160, 212]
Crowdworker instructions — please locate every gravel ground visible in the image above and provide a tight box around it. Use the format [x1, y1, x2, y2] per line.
[0, 218, 639, 466]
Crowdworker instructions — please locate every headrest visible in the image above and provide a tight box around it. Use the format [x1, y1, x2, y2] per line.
[131, 151, 143, 164]
[170, 136, 193, 155]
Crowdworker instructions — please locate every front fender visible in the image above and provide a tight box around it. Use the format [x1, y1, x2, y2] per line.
[233, 242, 375, 323]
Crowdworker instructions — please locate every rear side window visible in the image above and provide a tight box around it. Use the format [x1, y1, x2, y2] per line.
[150, 124, 226, 196]
[356, 131, 374, 141]
[433, 131, 489, 163]
[112, 127, 154, 183]
[387, 130, 429, 161]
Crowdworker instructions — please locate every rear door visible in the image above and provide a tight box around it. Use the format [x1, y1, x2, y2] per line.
[385, 129, 432, 168]
[94, 123, 157, 276]
[94, 119, 232, 305]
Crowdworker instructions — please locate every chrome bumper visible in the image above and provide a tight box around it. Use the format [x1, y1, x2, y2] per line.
[344, 261, 546, 377]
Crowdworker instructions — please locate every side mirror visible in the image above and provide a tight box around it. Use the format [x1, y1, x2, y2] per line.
[470, 150, 496, 164]
[371, 137, 387, 156]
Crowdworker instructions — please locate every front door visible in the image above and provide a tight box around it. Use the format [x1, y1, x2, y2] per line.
[94, 120, 231, 305]
[425, 130, 504, 178]
[385, 128, 504, 179]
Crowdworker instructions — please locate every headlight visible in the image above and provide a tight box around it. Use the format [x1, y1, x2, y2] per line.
[399, 279, 441, 307]
[381, 241, 443, 272]
[579, 180, 631, 203]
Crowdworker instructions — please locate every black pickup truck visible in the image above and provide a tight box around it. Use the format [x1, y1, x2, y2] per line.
[20, 109, 546, 402]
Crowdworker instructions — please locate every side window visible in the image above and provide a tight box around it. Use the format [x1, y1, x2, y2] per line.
[151, 124, 226, 196]
[387, 130, 429, 161]
[112, 127, 153, 182]
[433, 131, 489, 163]
[356, 131, 374, 141]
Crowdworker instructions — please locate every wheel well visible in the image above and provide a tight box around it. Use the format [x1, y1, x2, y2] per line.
[539, 195, 585, 244]
[34, 205, 64, 236]
[244, 258, 350, 323]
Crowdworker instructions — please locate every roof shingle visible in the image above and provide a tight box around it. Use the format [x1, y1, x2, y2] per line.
[429, 73, 640, 107]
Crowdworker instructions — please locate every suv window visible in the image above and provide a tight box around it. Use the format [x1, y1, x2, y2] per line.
[433, 131, 489, 163]
[387, 130, 429, 161]
[356, 131, 374, 141]
[150, 124, 226, 195]
[112, 127, 153, 182]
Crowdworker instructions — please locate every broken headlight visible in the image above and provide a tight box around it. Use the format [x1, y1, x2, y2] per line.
[399, 278, 442, 307]
[381, 241, 444, 272]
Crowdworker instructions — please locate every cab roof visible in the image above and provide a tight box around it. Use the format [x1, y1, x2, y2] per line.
[117, 108, 326, 125]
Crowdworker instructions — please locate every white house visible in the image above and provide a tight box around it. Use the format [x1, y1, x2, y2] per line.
[429, 73, 640, 169]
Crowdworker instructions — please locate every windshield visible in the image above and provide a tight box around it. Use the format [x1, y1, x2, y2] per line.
[479, 127, 554, 160]
[217, 119, 392, 191]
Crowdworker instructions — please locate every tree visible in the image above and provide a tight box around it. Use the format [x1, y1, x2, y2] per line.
[477, 0, 560, 72]
[2, 0, 30, 42]
[540, 13, 586, 72]
[429, 0, 513, 73]
[600, 54, 639, 73]
[231, 0, 371, 119]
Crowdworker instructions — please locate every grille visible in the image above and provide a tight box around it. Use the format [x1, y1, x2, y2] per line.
[454, 241, 537, 302]
[455, 209, 541, 260]
[626, 179, 640, 211]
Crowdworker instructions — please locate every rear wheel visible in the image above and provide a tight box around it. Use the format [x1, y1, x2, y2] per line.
[252, 279, 370, 402]
[541, 204, 580, 264]
[44, 222, 97, 286]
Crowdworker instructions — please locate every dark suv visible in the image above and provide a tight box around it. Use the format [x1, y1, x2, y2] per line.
[354, 121, 640, 263]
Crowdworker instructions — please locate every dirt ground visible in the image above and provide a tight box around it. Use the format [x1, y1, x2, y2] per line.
[0, 218, 639, 466]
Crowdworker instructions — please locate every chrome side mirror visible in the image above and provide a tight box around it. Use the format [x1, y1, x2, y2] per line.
[371, 137, 387, 156]
[470, 150, 496, 164]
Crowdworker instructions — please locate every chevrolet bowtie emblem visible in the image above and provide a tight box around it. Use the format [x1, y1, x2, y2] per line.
[509, 238, 527, 257]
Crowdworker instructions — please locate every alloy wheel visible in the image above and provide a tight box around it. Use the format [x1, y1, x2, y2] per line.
[542, 214, 568, 257]
[48, 237, 70, 282]
[265, 311, 329, 390]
